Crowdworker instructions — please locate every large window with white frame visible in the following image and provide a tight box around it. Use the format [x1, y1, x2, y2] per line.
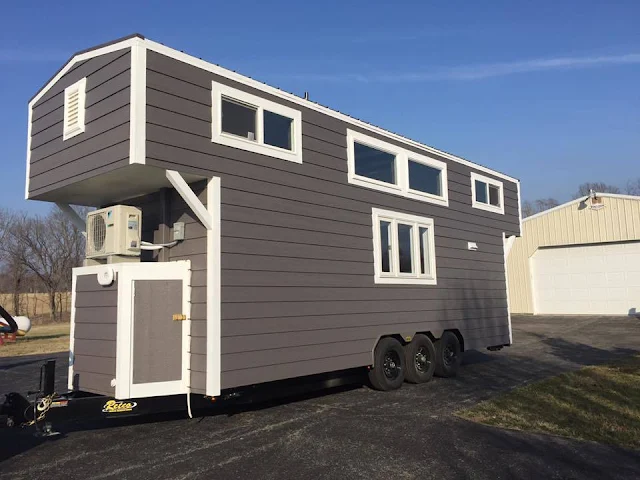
[347, 129, 448, 207]
[372, 208, 437, 285]
[211, 81, 303, 163]
[471, 172, 505, 214]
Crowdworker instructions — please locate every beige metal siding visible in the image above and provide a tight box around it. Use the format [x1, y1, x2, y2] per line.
[507, 196, 640, 313]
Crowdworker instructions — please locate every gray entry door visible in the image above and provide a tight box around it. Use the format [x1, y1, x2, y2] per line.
[132, 280, 183, 385]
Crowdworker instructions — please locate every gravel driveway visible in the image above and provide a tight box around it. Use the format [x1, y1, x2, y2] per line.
[1, 315, 639, 479]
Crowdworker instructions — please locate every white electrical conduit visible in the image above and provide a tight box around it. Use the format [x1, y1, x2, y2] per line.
[139, 240, 179, 251]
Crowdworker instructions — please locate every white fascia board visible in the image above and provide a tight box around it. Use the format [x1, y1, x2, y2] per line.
[25, 104, 32, 199]
[165, 170, 212, 230]
[142, 38, 518, 185]
[29, 37, 139, 108]
[129, 38, 146, 165]
[522, 192, 640, 224]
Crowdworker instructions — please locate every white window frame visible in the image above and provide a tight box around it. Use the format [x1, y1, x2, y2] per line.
[471, 172, 505, 215]
[372, 208, 437, 285]
[347, 129, 448, 207]
[211, 81, 302, 164]
[63, 77, 87, 141]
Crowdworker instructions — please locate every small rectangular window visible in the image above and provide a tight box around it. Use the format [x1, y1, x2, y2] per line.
[264, 110, 293, 150]
[489, 185, 501, 207]
[471, 172, 505, 214]
[397, 223, 414, 274]
[347, 130, 449, 206]
[372, 208, 437, 285]
[354, 142, 396, 185]
[409, 160, 442, 196]
[212, 81, 303, 163]
[63, 78, 87, 141]
[221, 98, 257, 140]
[379, 220, 392, 273]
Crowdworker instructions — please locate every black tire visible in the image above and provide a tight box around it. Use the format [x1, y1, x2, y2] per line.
[434, 331, 462, 378]
[403, 334, 436, 384]
[368, 337, 405, 391]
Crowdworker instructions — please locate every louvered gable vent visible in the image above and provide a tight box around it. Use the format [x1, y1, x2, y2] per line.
[63, 78, 87, 140]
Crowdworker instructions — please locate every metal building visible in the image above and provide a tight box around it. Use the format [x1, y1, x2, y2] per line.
[507, 193, 640, 315]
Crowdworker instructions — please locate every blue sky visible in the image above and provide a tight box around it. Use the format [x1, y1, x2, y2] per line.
[1, 1, 639, 214]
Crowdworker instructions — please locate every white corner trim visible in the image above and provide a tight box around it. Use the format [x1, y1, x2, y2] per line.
[206, 177, 221, 397]
[62, 77, 87, 141]
[25, 104, 33, 200]
[166, 170, 213, 230]
[516, 180, 522, 235]
[56, 203, 87, 233]
[471, 172, 505, 215]
[142, 38, 518, 184]
[211, 81, 303, 164]
[503, 232, 513, 345]
[371, 207, 437, 285]
[68, 271, 78, 390]
[347, 129, 449, 207]
[129, 38, 146, 165]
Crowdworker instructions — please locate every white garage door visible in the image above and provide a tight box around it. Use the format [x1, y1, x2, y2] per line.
[531, 241, 640, 315]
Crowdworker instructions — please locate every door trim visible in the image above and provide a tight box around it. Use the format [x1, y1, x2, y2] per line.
[115, 261, 191, 399]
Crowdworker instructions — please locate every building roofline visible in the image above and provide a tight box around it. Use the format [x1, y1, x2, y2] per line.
[29, 33, 145, 102]
[523, 193, 640, 223]
[28, 33, 519, 184]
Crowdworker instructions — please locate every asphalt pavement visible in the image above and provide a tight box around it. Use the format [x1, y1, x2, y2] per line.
[1, 315, 639, 479]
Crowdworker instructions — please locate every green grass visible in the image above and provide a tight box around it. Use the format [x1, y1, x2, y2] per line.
[457, 355, 640, 450]
[0, 323, 70, 357]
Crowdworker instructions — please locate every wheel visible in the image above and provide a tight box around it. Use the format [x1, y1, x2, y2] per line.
[434, 331, 462, 377]
[403, 334, 436, 384]
[368, 337, 405, 391]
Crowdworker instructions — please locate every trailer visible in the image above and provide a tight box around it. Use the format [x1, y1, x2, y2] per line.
[2, 33, 521, 431]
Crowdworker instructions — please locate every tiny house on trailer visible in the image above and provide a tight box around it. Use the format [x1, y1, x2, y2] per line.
[26, 34, 521, 402]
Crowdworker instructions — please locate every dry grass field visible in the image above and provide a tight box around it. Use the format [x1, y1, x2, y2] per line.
[0, 323, 70, 357]
[0, 292, 71, 323]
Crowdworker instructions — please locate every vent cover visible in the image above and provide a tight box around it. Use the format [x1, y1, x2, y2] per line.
[89, 214, 107, 256]
[63, 78, 86, 140]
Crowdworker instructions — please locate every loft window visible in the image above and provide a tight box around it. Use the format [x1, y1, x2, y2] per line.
[372, 208, 437, 285]
[347, 129, 449, 207]
[221, 98, 257, 140]
[263, 110, 293, 150]
[212, 81, 302, 163]
[354, 142, 396, 185]
[63, 78, 87, 141]
[471, 172, 505, 214]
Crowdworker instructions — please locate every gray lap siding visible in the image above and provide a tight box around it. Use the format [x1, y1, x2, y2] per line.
[144, 51, 519, 391]
[28, 48, 132, 198]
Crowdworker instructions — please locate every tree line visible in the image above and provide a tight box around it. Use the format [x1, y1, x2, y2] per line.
[522, 179, 640, 218]
[0, 206, 86, 321]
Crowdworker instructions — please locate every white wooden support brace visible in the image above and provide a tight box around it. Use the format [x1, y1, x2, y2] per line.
[56, 203, 87, 233]
[165, 170, 213, 230]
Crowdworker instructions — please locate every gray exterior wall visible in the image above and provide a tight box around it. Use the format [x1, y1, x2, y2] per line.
[142, 51, 520, 392]
[72, 274, 118, 396]
[28, 48, 131, 199]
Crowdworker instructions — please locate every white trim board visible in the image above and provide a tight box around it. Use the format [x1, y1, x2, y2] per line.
[129, 38, 147, 165]
[206, 177, 221, 397]
[27, 34, 519, 188]
[523, 193, 640, 223]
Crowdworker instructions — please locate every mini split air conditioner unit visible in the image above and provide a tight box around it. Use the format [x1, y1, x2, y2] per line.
[86, 206, 142, 260]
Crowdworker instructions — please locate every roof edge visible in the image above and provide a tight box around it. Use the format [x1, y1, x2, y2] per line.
[29, 33, 144, 103]
[523, 192, 640, 223]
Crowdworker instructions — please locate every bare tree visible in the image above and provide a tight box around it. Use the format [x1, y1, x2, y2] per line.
[625, 178, 640, 196]
[521, 198, 560, 218]
[7, 208, 84, 321]
[573, 182, 621, 199]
